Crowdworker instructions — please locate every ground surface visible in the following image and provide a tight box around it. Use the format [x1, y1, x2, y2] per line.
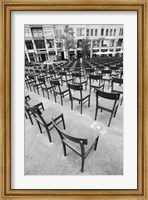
[25, 80, 123, 175]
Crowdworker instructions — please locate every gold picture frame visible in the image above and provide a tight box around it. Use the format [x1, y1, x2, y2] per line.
[0, 0, 148, 199]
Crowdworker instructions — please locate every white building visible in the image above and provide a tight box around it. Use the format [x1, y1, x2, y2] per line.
[25, 24, 123, 63]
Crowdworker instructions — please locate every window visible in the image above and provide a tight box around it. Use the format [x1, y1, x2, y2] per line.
[110, 29, 112, 36]
[34, 40, 45, 49]
[25, 40, 33, 50]
[119, 28, 123, 35]
[49, 51, 56, 56]
[95, 29, 98, 36]
[87, 29, 89, 36]
[116, 39, 123, 47]
[25, 53, 28, 63]
[77, 28, 84, 36]
[91, 29, 93, 36]
[28, 53, 35, 62]
[93, 40, 100, 47]
[102, 40, 109, 47]
[106, 29, 109, 36]
[31, 28, 44, 38]
[101, 28, 104, 36]
[56, 41, 63, 48]
[55, 29, 63, 39]
[113, 29, 116, 36]
[46, 39, 54, 48]
[110, 39, 114, 47]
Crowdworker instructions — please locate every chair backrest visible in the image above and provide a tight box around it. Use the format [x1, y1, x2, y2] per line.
[28, 74, 35, 80]
[52, 119, 88, 145]
[59, 71, 67, 76]
[102, 69, 112, 74]
[27, 104, 46, 126]
[89, 74, 102, 81]
[96, 89, 120, 100]
[68, 83, 83, 91]
[86, 68, 95, 74]
[112, 78, 123, 85]
[50, 80, 60, 86]
[68, 83, 83, 100]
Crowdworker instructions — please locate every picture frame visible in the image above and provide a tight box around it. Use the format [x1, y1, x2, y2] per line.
[0, 0, 147, 199]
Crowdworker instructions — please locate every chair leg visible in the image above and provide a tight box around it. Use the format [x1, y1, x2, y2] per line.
[54, 93, 57, 103]
[28, 113, 33, 125]
[81, 156, 85, 172]
[25, 112, 28, 119]
[37, 88, 39, 95]
[37, 121, 42, 133]
[61, 114, 66, 130]
[62, 142, 67, 156]
[88, 97, 90, 107]
[60, 95, 63, 106]
[94, 136, 99, 151]
[44, 125, 52, 142]
[42, 89, 45, 97]
[71, 100, 73, 110]
[94, 108, 98, 120]
[47, 92, 49, 99]
[108, 113, 114, 127]
[80, 102, 82, 114]
[120, 95, 123, 105]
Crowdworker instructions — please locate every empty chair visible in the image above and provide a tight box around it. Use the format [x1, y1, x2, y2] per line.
[29, 76, 43, 95]
[111, 78, 123, 105]
[52, 120, 100, 172]
[50, 80, 69, 106]
[89, 74, 103, 93]
[72, 72, 87, 90]
[38, 77, 53, 99]
[48, 70, 61, 80]
[101, 69, 112, 89]
[25, 96, 44, 125]
[28, 105, 66, 142]
[59, 71, 73, 86]
[94, 89, 120, 127]
[68, 83, 90, 114]
[27, 75, 36, 91]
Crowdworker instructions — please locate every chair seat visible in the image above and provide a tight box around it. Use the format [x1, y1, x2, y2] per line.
[74, 79, 87, 84]
[62, 77, 72, 82]
[112, 85, 123, 93]
[41, 107, 62, 125]
[42, 83, 53, 90]
[102, 75, 111, 81]
[98, 97, 118, 110]
[90, 81, 101, 88]
[55, 86, 69, 94]
[64, 123, 99, 152]
[28, 99, 41, 107]
[71, 91, 90, 100]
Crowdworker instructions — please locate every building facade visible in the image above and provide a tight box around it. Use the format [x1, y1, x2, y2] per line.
[25, 24, 123, 63]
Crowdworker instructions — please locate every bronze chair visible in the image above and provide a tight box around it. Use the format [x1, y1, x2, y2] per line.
[111, 78, 123, 105]
[38, 77, 53, 99]
[52, 120, 100, 172]
[25, 96, 44, 125]
[50, 79, 69, 106]
[72, 72, 87, 90]
[59, 71, 73, 86]
[89, 74, 103, 93]
[28, 105, 66, 142]
[94, 89, 120, 127]
[68, 83, 90, 114]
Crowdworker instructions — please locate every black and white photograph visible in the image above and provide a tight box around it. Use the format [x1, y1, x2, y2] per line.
[24, 24, 123, 175]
